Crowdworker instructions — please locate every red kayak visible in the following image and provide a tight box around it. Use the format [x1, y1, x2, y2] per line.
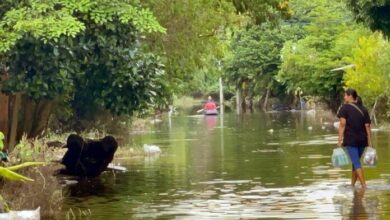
[204, 109, 218, 115]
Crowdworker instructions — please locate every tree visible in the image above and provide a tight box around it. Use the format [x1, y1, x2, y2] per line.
[276, 0, 365, 110]
[142, 0, 293, 95]
[344, 33, 390, 122]
[346, 0, 390, 37]
[142, 0, 237, 94]
[0, 0, 164, 53]
[231, 0, 291, 24]
[224, 24, 302, 110]
[0, 0, 167, 149]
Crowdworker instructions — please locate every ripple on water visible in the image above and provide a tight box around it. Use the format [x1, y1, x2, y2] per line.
[133, 179, 390, 219]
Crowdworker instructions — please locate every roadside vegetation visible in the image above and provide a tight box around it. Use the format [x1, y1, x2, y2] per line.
[0, 0, 390, 217]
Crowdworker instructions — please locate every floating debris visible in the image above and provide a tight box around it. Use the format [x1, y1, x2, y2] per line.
[306, 109, 316, 115]
[198, 180, 252, 185]
[64, 180, 78, 185]
[300, 155, 330, 159]
[0, 207, 40, 220]
[371, 128, 380, 132]
[143, 144, 162, 154]
[107, 163, 128, 172]
[252, 148, 283, 153]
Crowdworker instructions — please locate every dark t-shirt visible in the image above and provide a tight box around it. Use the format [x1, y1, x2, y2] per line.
[337, 104, 371, 147]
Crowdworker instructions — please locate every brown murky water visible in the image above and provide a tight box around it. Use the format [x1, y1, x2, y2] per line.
[63, 111, 390, 219]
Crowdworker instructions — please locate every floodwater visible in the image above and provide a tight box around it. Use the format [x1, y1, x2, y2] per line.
[63, 111, 390, 219]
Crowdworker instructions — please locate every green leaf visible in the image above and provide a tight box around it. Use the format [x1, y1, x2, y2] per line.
[0, 132, 4, 150]
[0, 167, 34, 182]
[6, 162, 46, 171]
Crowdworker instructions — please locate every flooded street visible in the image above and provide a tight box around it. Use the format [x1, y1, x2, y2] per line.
[63, 111, 390, 219]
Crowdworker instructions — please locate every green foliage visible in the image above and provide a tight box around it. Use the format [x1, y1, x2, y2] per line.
[344, 33, 390, 106]
[0, 161, 45, 212]
[277, 0, 362, 103]
[3, 36, 74, 100]
[224, 24, 302, 96]
[143, 0, 237, 94]
[224, 0, 361, 105]
[232, 0, 291, 24]
[66, 20, 170, 116]
[15, 136, 36, 161]
[0, 194, 9, 212]
[0, 132, 4, 150]
[0, 0, 165, 53]
[0, 131, 5, 160]
[6, 162, 46, 172]
[0, 162, 45, 182]
[1, 0, 170, 122]
[0, 167, 33, 181]
[143, 0, 293, 95]
[346, 0, 390, 37]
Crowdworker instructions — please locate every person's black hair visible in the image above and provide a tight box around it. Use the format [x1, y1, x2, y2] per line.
[356, 96, 363, 106]
[345, 88, 358, 100]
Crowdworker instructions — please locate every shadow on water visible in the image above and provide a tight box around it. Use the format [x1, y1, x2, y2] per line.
[62, 111, 390, 219]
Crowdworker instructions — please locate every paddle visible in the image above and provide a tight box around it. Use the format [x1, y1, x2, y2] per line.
[196, 108, 204, 113]
[196, 106, 220, 113]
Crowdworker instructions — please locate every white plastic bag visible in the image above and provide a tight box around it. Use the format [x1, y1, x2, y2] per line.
[363, 147, 377, 167]
[143, 144, 161, 154]
[332, 148, 350, 167]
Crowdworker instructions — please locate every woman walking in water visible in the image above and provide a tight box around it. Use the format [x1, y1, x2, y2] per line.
[337, 88, 373, 188]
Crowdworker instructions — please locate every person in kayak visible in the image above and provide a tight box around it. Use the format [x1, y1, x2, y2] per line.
[337, 88, 372, 188]
[204, 96, 217, 111]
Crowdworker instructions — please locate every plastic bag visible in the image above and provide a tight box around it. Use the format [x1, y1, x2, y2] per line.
[332, 148, 350, 167]
[363, 147, 377, 167]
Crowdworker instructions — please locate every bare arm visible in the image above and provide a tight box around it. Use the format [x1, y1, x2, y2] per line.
[338, 118, 346, 147]
[365, 123, 373, 147]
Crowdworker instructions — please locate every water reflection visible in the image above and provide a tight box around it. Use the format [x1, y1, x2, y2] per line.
[133, 179, 385, 219]
[335, 185, 381, 219]
[350, 189, 367, 219]
[63, 112, 390, 219]
[66, 178, 115, 197]
[205, 115, 218, 130]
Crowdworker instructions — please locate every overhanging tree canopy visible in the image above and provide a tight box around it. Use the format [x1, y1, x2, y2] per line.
[346, 0, 390, 37]
[0, 0, 168, 147]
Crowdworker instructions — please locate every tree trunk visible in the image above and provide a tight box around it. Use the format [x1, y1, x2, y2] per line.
[236, 88, 241, 115]
[370, 99, 378, 126]
[18, 98, 55, 140]
[8, 93, 22, 151]
[0, 74, 9, 148]
[241, 82, 247, 113]
[30, 99, 54, 138]
[0, 93, 9, 146]
[5, 94, 55, 151]
[21, 97, 36, 139]
[263, 89, 270, 112]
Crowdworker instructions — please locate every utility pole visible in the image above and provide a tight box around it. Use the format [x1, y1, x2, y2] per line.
[219, 77, 224, 115]
[217, 60, 224, 115]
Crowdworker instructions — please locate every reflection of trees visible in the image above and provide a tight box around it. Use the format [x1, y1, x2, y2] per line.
[186, 115, 219, 181]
